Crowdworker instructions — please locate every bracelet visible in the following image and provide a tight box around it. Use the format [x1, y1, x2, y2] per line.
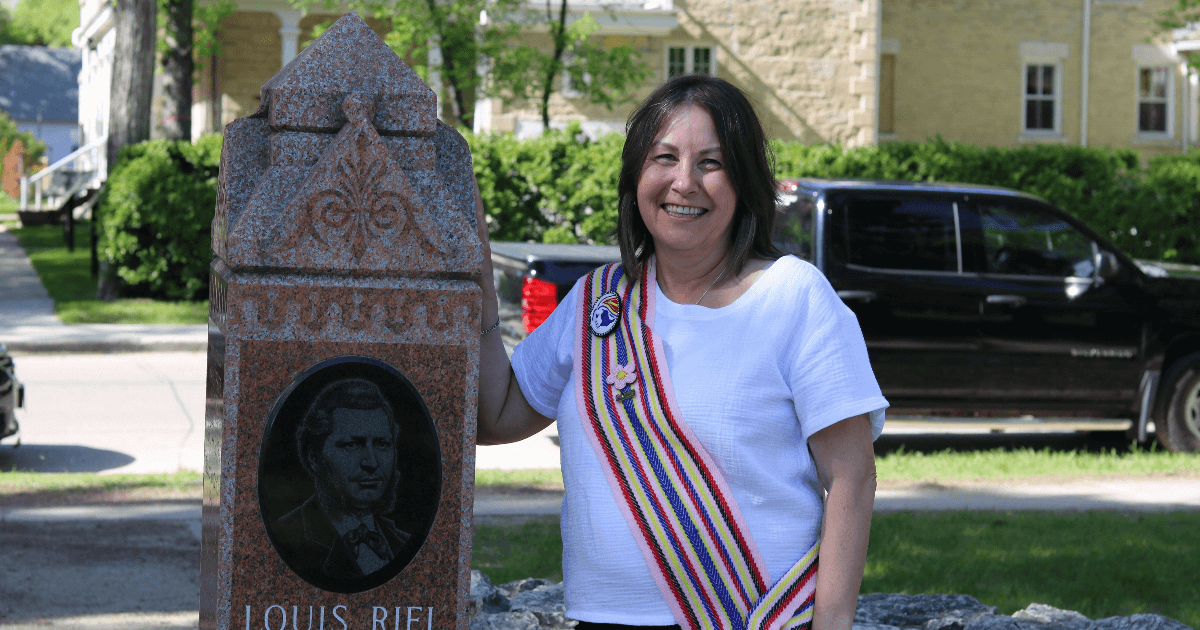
[480, 318, 501, 336]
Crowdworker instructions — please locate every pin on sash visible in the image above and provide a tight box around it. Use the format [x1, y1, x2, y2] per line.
[589, 291, 622, 337]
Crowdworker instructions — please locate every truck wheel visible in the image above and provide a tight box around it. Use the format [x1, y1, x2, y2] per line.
[1157, 353, 1200, 453]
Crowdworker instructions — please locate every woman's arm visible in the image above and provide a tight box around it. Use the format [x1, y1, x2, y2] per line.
[807, 413, 877, 630]
[472, 180, 555, 445]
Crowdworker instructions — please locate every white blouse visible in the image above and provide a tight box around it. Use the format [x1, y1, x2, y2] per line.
[511, 255, 888, 625]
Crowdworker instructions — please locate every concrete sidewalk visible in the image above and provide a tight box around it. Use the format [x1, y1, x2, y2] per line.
[0, 226, 208, 353]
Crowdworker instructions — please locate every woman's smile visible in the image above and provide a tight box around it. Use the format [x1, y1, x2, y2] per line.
[663, 203, 708, 218]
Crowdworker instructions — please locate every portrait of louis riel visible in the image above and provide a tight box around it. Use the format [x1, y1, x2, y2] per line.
[260, 360, 440, 593]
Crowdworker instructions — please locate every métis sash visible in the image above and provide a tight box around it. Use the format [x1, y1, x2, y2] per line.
[573, 262, 819, 630]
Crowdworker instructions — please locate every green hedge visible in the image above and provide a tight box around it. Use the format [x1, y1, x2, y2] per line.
[468, 122, 624, 244]
[96, 135, 221, 300]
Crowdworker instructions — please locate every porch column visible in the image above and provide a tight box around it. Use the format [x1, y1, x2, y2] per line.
[275, 8, 302, 66]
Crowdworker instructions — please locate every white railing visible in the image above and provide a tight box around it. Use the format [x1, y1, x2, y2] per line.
[19, 138, 106, 211]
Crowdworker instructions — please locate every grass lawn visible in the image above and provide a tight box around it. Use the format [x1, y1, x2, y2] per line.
[470, 511, 1200, 627]
[4, 221, 207, 324]
[874, 443, 1199, 481]
[0, 470, 202, 504]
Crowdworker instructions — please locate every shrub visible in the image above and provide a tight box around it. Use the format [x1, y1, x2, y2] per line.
[97, 135, 222, 300]
[468, 122, 624, 244]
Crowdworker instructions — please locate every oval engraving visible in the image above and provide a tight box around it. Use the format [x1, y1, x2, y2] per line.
[258, 356, 441, 593]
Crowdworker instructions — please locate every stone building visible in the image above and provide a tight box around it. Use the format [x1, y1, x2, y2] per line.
[71, 0, 1200, 166]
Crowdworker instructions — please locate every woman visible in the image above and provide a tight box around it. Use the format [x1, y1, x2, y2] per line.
[473, 75, 887, 630]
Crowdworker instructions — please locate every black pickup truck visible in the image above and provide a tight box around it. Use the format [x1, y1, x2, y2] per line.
[491, 179, 1200, 452]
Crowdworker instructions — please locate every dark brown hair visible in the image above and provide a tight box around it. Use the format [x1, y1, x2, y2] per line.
[616, 74, 781, 279]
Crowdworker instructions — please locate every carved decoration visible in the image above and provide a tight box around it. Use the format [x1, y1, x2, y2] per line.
[263, 93, 458, 266]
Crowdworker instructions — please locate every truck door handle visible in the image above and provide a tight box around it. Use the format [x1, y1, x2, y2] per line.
[986, 294, 1027, 307]
[837, 290, 877, 303]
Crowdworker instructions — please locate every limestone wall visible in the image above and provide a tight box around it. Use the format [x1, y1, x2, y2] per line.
[488, 0, 879, 146]
[679, 0, 878, 146]
[882, 0, 1187, 157]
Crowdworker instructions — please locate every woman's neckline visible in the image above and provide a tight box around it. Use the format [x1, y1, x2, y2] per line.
[655, 256, 784, 312]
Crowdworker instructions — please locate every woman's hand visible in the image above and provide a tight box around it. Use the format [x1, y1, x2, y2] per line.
[808, 414, 877, 630]
[473, 177, 554, 446]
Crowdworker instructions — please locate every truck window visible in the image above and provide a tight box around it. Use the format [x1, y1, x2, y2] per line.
[977, 201, 1096, 278]
[774, 192, 815, 261]
[845, 197, 958, 272]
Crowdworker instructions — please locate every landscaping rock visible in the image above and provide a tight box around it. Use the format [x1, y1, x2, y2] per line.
[1090, 615, 1194, 630]
[469, 573, 1195, 630]
[1013, 603, 1093, 630]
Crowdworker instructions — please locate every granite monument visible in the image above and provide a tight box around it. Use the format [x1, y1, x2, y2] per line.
[202, 13, 482, 630]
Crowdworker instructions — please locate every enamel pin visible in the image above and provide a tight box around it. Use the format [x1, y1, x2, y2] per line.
[590, 291, 622, 337]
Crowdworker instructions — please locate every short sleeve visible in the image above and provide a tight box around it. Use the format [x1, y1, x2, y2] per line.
[510, 277, 584, 419]
[787, 265, 889, 440]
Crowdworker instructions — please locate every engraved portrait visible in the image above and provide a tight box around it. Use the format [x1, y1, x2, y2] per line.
[259, 357, 441, 593]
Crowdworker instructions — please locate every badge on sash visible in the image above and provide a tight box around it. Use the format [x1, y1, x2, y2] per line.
[589, 291, 621, 337]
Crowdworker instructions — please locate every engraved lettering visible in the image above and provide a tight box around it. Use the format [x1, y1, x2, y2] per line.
[303, 293, 328, 331]
[299, 606, 325, 630]
[426, 607, 432, 630]
[423, 299, 453, 332]
[260, 290, 287, 330]
[246, 605, 252, 630]
[265, 605, 287, 630]
[343, 292, 369, 330]
[333, 606, 348, 630]
[372, 607, 388, 630]
[383, 295, 409, 335]
[406, 607, 422, 630]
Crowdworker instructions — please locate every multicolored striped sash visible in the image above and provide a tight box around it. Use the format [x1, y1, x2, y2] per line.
[574, 262, 819, 630]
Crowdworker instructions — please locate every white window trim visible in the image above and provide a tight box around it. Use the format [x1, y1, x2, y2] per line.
[1020, 57, 1064, 138]
[663, 43, 718, 79]
[1134, 64, 1175, 139]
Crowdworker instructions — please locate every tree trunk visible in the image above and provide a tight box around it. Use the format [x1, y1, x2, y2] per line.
[540, 0, 569, 129]
[161, 0, 194, 142]
[101, 0, 156, 300]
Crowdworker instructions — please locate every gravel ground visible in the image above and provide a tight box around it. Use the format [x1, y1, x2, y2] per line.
[0, 521, 200, 629]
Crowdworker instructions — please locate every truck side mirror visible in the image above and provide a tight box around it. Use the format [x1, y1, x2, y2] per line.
[1097, 251, 1120, 279]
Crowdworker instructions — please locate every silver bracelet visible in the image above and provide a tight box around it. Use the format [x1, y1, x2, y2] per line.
[480, 318, 501, 335]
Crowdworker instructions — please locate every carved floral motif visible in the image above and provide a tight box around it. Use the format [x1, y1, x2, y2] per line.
[299, 130, 412, 260]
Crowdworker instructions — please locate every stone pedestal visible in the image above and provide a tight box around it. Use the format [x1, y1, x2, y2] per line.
[201, 14, 482, 630]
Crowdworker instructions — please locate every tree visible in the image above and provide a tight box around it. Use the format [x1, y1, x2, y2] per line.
[0, 0, 78, 46]
[294, 0, 520, 130]
[291, 0, 649, 131]
[101, 0, 156, 299]
[0, 111, 46, 185]
[107, 0, 157, 168]
[491, 3, 649, 129]
[158, 0, 194, 141]
[1156, 1, 1200, 67]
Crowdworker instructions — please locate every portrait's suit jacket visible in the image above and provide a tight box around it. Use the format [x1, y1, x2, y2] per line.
[274, 496, 411, 581]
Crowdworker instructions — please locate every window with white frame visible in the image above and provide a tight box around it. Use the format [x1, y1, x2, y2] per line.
[1024, 63, 1060, 132]
[1137, 66, 1172, 134]
[666, 45, 716, 78]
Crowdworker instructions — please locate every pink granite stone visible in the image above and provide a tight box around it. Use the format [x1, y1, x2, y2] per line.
[203, 13, 481, 630]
